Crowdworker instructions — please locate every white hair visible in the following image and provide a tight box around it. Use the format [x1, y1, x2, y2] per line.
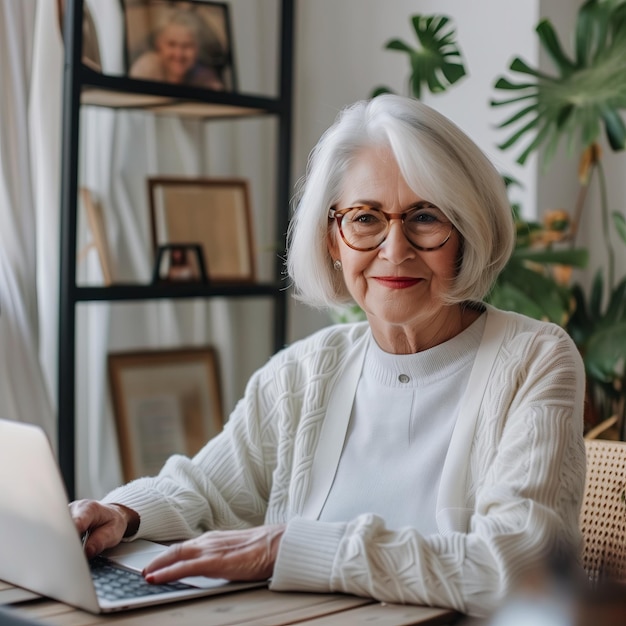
[286, 95, 515, 309]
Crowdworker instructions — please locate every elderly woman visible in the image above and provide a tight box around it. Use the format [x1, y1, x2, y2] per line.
[71, 95, 586, 617]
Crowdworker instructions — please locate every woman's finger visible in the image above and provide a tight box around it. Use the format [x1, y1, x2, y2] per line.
[142, 525, 285, 584]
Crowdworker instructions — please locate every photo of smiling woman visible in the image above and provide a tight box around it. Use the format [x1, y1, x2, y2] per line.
[70, 95, 586, 618]
[126, 2, 233, 90]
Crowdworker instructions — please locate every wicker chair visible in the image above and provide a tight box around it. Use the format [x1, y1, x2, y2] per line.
[580, 438, 626, 583]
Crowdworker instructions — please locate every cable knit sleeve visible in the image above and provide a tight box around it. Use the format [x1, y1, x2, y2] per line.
[101, 368, 275, 540]
[101, 323, 367, 542]
[271, 316, 586, 618]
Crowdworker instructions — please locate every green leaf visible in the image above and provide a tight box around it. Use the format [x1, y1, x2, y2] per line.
[370, 86, 395, 98]
[491, 263, 571, 324]
[555, 104, 574, 129]
[497, 116, 541, 151]
[487, 282, 546, 320]
[586, 321, 626, 383]
[516, 120, 554, 165]
[441, 63, 466, 84]
[604, 276, 626, 324]
[383, 14, 467, 100]
[386, 39, 414, 54]
[490, 93, 537, 108]
[497, 104, 538, 128]
[567, 283, 595, 347]
[536, 19, 576, 75]
[613, 211, 626, 245]
[509, 57, 553, 80]
[590, 269, 605, 320]
[493, 76, 536, 91]
[491, 1, 626, 166]
[576, 1, 597, 65]
[512, 247, 588, 267]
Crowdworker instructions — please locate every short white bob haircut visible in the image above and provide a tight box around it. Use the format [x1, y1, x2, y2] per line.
[287, 95, 515, 309]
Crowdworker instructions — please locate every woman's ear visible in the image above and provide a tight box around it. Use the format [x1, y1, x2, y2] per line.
[327, 229, 340, 263]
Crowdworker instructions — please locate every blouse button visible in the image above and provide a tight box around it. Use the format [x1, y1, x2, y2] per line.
[398, 374, 410, 383]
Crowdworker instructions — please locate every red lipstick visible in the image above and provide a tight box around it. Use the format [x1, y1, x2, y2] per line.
[373, 277, 422, 289]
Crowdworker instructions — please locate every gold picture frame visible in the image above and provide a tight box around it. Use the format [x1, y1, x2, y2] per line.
[148, 177, 256, 283]
[108, 347, 223, 481]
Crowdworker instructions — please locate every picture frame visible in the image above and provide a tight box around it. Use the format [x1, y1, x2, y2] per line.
[148, 177, 256, 283]
[152, 243, 209, 284]
[57, 0, 103, 72]
[121, 0, 236, 91]
[108, 347, 223, 481]
[79, 188, 114, 285]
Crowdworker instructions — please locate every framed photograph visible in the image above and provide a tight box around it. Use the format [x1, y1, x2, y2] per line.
[108, 347, 223, 481]
[152, 243, 209, 284]
[122, 0, 236, 91]
[79, 188, 114, 285]
[148, 177, 256, 283]
[57, 0, 103, 72]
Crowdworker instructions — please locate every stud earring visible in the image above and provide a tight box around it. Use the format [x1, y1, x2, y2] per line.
[333, 259, 342, 271]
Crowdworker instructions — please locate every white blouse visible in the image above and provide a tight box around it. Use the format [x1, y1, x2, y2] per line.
[319, 314, 486, 534]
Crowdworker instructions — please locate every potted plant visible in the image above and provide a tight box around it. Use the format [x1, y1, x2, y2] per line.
[491, 0, 626, 436]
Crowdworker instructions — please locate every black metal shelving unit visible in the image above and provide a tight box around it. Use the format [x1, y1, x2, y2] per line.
[59, 0, 294, 498]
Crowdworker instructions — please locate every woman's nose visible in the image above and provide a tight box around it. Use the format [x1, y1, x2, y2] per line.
[378, 219, 415, 263]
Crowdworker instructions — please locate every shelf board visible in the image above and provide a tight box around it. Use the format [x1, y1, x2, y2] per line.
[78, 67, 281, 118]
[72, 281, 286, 302]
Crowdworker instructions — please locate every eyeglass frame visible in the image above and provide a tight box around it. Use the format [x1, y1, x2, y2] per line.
[328, 205, 455, 252]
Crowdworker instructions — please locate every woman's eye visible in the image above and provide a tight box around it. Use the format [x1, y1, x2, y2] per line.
[352, 210, 382, 224]
[409, 206, 445, 224]
[409, 211, 437, 224]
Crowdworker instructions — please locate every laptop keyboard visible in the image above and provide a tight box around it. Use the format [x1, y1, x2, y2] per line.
[90, 556, 194, 601]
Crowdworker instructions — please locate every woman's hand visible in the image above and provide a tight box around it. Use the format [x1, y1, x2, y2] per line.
[142, 524, 286, 584]
[69, 499, 140, 559]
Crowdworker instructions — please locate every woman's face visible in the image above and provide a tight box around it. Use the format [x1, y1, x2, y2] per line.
[156, 23, 199, 82]
[328, 146, 462, 339]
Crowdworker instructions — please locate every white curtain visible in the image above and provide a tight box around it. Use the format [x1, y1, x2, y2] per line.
[0, 0, 55, 440]
[2, 0, 283, 498]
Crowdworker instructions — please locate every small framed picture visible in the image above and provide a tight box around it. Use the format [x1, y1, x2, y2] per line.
[108, 347, 224, 481]
[152, 243, 209, 284]
[148, 177, 256, 283]
[122, 0, 236, 91]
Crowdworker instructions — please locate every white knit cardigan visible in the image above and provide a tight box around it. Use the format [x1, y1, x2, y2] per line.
[103, 306, 586, 617]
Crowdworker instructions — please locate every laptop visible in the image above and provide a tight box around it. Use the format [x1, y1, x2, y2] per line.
[0, 418, 265, 613]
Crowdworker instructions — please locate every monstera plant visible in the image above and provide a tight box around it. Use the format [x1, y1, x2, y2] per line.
[491, 0, 626, 435]
[370, 14, 466, 99]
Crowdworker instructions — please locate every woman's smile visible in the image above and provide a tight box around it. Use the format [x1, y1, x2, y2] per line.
[371, 276, 422, 289]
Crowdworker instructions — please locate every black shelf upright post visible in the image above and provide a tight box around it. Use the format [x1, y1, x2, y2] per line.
[58, 0, 84, 499]
[274, 0, 295, 353]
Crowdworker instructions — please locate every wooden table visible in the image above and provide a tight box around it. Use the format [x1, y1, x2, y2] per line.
[1, 579, 459, 626]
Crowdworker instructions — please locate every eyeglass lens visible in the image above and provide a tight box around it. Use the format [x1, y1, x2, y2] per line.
[336, 205, 452, 251]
